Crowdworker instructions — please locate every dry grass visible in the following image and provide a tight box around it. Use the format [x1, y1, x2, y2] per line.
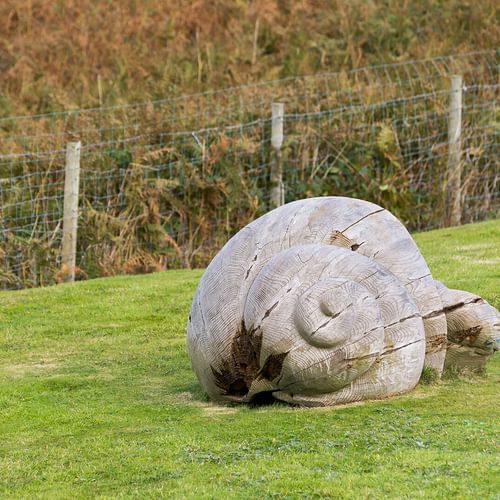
[0, 0, 498, 116]
[0, 2, 498, 289]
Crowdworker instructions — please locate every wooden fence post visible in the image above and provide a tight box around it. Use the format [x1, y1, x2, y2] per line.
[61, 141, 81, 282]
[270, 102, 285, 209]
[447, 75, 463, 226]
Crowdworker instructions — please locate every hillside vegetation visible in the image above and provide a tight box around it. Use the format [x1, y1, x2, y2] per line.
[0, 0, 498, 115]
[0, 220, 499, 498]
[0, 2, 498, 289]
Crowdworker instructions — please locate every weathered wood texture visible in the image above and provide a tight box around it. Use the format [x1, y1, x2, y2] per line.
[187, 197, 499, 406]
[447, 75, 463, 226]
[434, 280, 500, 373]
[269, 102, 285, 209]
[61, 141, 81, 282]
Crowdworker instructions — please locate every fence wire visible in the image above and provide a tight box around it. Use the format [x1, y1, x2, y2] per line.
[0, 50, 498, 289]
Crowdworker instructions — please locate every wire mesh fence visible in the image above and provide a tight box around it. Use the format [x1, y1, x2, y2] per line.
[0, 50, 498, 289]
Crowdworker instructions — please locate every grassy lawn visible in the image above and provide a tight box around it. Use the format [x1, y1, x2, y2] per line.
[1, 220, 499, 499]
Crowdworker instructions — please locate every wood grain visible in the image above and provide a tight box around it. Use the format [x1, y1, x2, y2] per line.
[187, 197, 498, 405]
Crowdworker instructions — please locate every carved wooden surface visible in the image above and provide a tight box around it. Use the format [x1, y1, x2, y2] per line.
[187, 197, 499, 406]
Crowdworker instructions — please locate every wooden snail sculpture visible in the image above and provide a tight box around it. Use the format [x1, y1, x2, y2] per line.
[187, 197, 499, 406]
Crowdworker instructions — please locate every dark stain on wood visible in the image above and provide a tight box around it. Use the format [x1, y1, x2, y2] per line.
[211, 321, 263, 398]
[425, 334, 447, 353]
[259, 351, 289, 381]
[210, 320, 290, 399]
[448, 325, 482, 345]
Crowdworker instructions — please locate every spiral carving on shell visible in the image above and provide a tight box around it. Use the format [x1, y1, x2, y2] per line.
[187, 197, 499, 406]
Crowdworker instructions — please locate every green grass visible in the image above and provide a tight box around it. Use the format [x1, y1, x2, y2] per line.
[1, 220, 499, 499]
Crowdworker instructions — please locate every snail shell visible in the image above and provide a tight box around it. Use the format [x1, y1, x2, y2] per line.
[187, 197, 499, 406]
[434, 281, 500, 373]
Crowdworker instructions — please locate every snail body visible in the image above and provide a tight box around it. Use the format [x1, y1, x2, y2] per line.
[187, 197, 499, 406]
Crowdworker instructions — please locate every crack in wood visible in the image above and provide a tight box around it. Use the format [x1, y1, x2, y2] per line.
[344, 351, 380, 362]
[198, 296, 207, 331]
[424, 297, 484, 320]
[384, 312, 421, 328]
[310, 303, 354, 336]
[381, 338, 423, 356]
[443, 297, 483, 314]
[351, 241, 364, 251]
[309, 314, 340, 336]
[282, 206, 304, 247]
[262, 300, 279, 320]
[423, 309, 446, 319]
[404, 273, 432, 285]
[341, 208, 386, 233]
[244, 254, 259, 280]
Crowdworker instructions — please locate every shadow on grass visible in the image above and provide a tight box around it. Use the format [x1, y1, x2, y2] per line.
[171, 381, 292, 409]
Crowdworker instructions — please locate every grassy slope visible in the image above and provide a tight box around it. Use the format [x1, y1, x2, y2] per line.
[0, 220, 499, 498]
